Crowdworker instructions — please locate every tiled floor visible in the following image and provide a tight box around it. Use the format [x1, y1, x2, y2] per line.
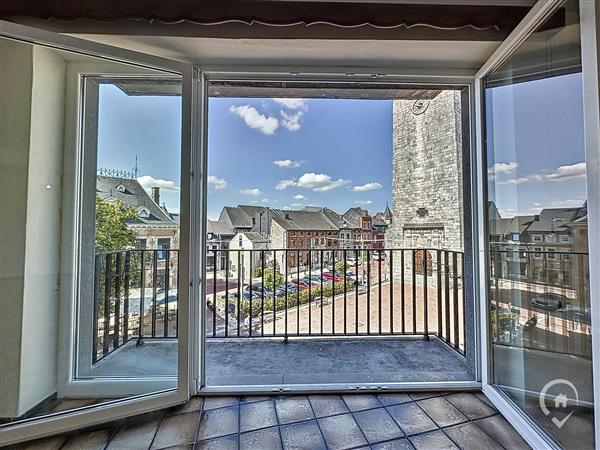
[12, 392, 531, 450]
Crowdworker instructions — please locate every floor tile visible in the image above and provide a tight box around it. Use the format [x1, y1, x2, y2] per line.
[444, 422, 505, 450]
[240, 400, 278, 432]
[240, 395, 272, 403]
[475, 415, 531, 450]
[308, 395, 349, 418]
[318, 413, 368, 450]
[376, 393, 412, 407]
[410, 430, 460, 450]
[239, 426, 282, 450]
[371, 438, 415, 450]
[280, 420, 327, 450]
[342, 394, 382, 411]
[475, 392, 498, 411]
[417, 397, 467, 428]
[444, 393, 496, 420]
[275, 396, 314, 424]
[203, 396, 239, 410]
[63, 430, 113, 450]
[197, 406, 239, 441]
[151, 413, 199, 449]
[353, 407, 403, 443]
[195, 434, 239, 450]
[107, 419, 158, 450]
[408, 392, 444, 401]
[167, 397, 204, 415]
[385, 403, 437, 436]
[14, 436, 66, 450]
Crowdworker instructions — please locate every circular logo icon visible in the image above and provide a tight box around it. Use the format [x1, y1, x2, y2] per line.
[539, 379, 579, 429]
[412, 100, 430, 115]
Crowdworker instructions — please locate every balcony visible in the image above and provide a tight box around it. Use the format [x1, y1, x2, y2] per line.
[91, 248, 472, 386]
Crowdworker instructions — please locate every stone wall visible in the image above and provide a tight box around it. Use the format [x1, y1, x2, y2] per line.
[386, 90, 464, 277]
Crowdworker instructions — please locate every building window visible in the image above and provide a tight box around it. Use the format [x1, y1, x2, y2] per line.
[157, 238, 170, 259]
[136, 238, 147, 250]
[546, 248, 556, 260]
[559, 235, 572, 243]
[533, 247, 542, 259]
[532, 234, 542, 242]
[545, 234, 557, 243]
[511, 233, 520, 241]
[238, 235, 243, 248]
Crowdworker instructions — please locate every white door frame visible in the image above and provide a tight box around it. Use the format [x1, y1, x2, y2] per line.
[0, 20, 198, 446]
[195, 69, 483, 393]
[475, 1, 600, 449]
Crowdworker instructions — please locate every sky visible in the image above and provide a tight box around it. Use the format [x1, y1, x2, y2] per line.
[486, 72, 588, 218]
[207, 97, 393, 220]
[96, 74, 588, 222]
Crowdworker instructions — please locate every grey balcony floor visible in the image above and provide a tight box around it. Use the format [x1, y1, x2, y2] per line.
[89, 336, 473, 386]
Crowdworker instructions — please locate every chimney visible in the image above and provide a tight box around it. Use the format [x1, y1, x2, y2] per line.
[151, 187, 160, 205]
[285, 213, 290, 220]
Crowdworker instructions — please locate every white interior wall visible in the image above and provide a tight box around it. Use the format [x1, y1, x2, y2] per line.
[0, 39, 66, 418]
[0, 39, 33, 418]
[18, 45, 66, 415]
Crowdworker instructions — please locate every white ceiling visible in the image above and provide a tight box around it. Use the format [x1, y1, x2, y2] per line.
[72, 35, 501, 73]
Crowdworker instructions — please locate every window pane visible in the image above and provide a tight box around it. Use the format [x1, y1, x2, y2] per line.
[485, 2, 593, 447]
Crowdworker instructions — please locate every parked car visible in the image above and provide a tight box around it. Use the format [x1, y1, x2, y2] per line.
[346, 257, 362, 266]
[275, 283, 299, 297]
[530, 292, 569, 310]
[300, 276, 321, 286]
[558, 305, 591, 325]
[322, 271, 343, 282]
[372, 252, 385, 261]
[291, 280, 310, 289]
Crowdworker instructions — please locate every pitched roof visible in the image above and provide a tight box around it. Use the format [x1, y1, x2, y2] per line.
[96, 176, 177, 227]
[241, 231, 270, 243]
[207, 219, 234, 236]
[272, 209, 339, 231]
[526, 208, 581, 233]
[220, 206, 254, 228]
[342, 207, 371, 228]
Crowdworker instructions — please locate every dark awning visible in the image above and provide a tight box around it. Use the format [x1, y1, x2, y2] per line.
[0, 1, 533, 41]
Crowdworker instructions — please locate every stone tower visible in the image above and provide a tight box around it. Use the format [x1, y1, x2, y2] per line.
[386, 90, 464, 254]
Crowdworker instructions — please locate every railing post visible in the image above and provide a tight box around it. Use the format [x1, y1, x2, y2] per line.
[164, 249, 170, 338]
[444, 251, 451, 344]
[437, 249, 442, 339]
[213, 249, 217, 338]
[103, 254, 111, 356]
[138, 250, 146, 346]
[332, 248, 336, 335]
[92, 254, 101, 363]
[124, 251, 131, 341]
[152, 250, 158, 338]
[366, 250, 371, 334]
[389, 249, 394, 334]
[114, 252, 122, 349]
[453, 251, 459, 349]
[378, 249, 382, 335]
[225, 249, 230, 338]
[412, 249, 417, 334]
[423, 249, 429, 339]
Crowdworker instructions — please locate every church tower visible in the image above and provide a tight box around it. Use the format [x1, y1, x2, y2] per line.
[386, 90, 464, 255]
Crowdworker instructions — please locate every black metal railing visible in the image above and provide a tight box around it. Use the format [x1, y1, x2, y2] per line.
[489, 248, 591, 359]
[205, 248, 466, 355]
[93, 249, 179, 363]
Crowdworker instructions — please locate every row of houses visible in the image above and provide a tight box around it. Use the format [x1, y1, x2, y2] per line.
[488, 201, 588, 289]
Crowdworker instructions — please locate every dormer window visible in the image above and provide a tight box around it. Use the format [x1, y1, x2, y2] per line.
[116, 183, 126, 193]
[138, 206, 150, 218]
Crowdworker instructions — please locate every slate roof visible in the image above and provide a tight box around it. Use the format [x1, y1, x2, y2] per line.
[219, 206, 254, 229]
[207, 219, 235, 236]
[96, 176, 177, 227]
[342, 207, 370, 228]
[272, 209, 339, 231]
[526, 208, 581, 233]
[241, 232, 270, 243]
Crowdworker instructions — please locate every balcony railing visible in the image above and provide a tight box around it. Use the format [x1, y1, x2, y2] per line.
[93, 249, 179, 363]
[206, 248, 466, 355]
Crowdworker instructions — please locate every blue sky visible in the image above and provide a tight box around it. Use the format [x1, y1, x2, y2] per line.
[486, 72, 587, 218]
[96, 76, 588, 221]
[207, 97, 392, 219]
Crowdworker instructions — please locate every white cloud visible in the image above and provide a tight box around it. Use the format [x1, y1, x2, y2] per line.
[546, 162, 586, 181]
[273, 98, 306, 109]
[207, 175, 227, 190]
[273, 159, 303, 168]
[296, 172, 351, 192]
[229, 105, 278, 135]
[276, 179, 297, 190]
[293, 194, 307, 200]
[488, 162, 518, 175]
[238, 188, 262, 197]
[550, 198, 586, 208]
[497, 174, 543, 185]
[291, 203, 303, 207]
[261, 198, 269, 203]
[354, 200, 372, 206]
[352, 182, 383, 192]
[137, 175, 179, 192]
[280, 110, 303, 131]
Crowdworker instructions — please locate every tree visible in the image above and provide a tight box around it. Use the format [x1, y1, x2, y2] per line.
[262, 268, 284, 289]
[95, 195, 138, 252]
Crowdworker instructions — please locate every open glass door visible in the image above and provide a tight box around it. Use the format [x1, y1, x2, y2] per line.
[477, 1, 599, 448]
[0, 21, 196, 444]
